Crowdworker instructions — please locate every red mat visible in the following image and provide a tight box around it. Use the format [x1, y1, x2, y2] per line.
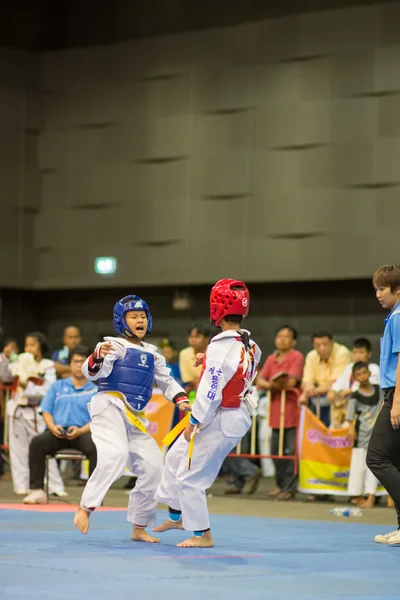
[0, 503, 125, 512]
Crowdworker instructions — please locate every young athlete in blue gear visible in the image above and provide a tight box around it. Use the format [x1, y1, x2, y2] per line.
[73, 295, 190, 541]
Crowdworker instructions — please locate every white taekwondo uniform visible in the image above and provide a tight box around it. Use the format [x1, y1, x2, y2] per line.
[80, 336, 187, 527]
[7, 355, 64, 495]
[156, 329, 261, 531]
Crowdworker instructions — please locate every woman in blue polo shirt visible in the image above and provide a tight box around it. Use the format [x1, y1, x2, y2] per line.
[367, 264, 400, 545]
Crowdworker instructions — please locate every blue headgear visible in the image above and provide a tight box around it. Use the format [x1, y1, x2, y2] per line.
[113, 295, 153, 337]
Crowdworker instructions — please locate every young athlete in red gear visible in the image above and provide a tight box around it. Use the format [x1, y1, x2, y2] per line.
[154, 279, 261, 547]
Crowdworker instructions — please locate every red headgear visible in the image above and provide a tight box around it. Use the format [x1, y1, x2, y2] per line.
[210, 279, 250, 327]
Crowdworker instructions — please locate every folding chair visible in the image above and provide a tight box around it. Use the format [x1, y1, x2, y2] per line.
[45, 449, 86, 501]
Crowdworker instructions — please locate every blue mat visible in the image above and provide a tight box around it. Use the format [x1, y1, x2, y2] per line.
[0, 509, 398, 600]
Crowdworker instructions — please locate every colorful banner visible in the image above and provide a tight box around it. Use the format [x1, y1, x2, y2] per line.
[132, 388, 176, 449]
[297, 407, 386, 496]
[81, 389, 175, 479]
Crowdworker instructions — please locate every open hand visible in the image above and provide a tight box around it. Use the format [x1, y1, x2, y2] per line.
[390, 400, 400, 430]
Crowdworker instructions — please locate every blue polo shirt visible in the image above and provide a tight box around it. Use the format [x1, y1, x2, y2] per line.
[40, 377, 97, 428]
[380, 304, 400, 389]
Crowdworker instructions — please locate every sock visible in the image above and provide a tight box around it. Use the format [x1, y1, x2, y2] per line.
[169, 508, 182, 522]
[194, 528, 210, 537]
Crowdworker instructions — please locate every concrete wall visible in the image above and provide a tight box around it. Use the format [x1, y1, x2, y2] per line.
[0, 48, 41, 287]
[35, 3, 400, 289]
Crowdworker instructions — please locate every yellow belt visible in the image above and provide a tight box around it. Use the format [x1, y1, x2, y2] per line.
[162, 412, 197, 470]
[163, 412, 190, 447]
[108, 392, 148, 435]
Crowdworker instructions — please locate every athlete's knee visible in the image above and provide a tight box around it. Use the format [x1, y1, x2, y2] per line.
[102, 445, 128, 473]
[151, 451, 163, 477]
[143, 452, 163, 487]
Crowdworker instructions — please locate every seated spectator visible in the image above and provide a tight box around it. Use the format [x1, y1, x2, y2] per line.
[257, 325, 304, 500]
[328, 337, 380, 427]
[7, 332, 65, 497]
[23, 345, 97, 504]
[299, 331, 351, 427]
[51, 326, 82, 379]
[179, 325, 213, 398]
[345, 362, 383, 508]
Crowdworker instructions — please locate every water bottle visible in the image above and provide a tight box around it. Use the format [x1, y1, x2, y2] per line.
[330, 507, 362, 517]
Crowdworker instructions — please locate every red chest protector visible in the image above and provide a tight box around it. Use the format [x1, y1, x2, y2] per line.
[199, 337, 256, 408]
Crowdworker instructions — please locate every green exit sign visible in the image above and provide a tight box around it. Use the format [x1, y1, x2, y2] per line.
[94, 257, 117, 275]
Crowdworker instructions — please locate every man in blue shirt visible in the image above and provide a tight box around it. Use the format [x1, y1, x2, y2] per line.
[23, 346, 97, 504]
[367, 264, 400, 544]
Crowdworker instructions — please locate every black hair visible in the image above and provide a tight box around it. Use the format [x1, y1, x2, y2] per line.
[312, 330, 333, 341]
[352, 361, 370, 374]
[3, 337, 18, 348]
[188, 324, 213, 338]
[222, 315, 243, 325]
[68, 345, 90, 364]
[276, 325, 298, 340]
[353, 338, 372, 353]
[25, 331, 50, 357]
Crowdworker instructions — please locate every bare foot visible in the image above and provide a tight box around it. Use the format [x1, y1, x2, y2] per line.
[73, 507, 90, 534]
[359, 495, 375, 509]
[350, 496, 361, 505]
[153, 519, 184, 533]
[268, 488, 281, 498]
[131, 526, 160, 543]
[177, 531, 214, 548]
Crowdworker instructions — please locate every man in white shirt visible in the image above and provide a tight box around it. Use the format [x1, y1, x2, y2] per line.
[328, 338, 379, 427]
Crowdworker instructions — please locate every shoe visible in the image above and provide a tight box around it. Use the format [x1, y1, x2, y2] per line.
[387, 530, 400, 545]
[23, 489, 47, 504]
[375, 529, 399, 544]
[242, 469, 262, 495]
[52, 490, 69, 498]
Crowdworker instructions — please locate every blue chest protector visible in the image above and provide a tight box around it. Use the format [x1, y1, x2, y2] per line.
[97, 347, 155, 412]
